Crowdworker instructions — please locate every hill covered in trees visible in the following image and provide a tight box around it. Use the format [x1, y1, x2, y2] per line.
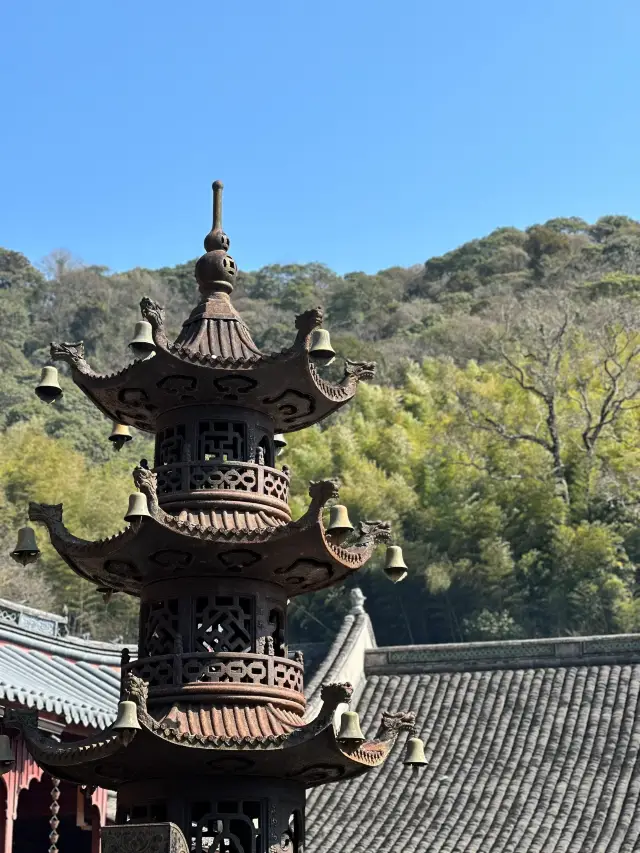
[3, 213, 640, 646]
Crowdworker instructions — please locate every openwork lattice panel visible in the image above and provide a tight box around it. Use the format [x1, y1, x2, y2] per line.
[143, 599, 180, 657]
[156, 466, 184, 495]
[191, 800, 263, 853]
[263, 471, 288, 501]
[182, 656, 267, 685]
[198, 421, 246, 462]
[273, 661, 303, 693]
[156, 425, 187, 465]
[189, 464, 257, 492]
[194, 595, 254, 653]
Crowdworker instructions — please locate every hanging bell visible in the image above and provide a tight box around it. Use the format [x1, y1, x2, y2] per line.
[384, 545, 408, 583]
[404, 736, 427, 769]
[274, 434, 287, 456]
[109, 422, 132, 452]
[128, 320, 155, 357]
[111, 700, 141, 731]
[326, 505, 354, 545]
[35, 365, 63, 403]
[124, 493, 151, 522]
[0, 735, 14, 774]
[98, 587, 114, 604]
[337, 710, 365, 745]
[10, 527, 40, 566]
[309, 329, 336, 366]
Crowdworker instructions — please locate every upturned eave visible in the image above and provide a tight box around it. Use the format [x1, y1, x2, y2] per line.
[29, 475, 392, 597]
[8, 680, 414, 791]
[50, 301, 375, 434]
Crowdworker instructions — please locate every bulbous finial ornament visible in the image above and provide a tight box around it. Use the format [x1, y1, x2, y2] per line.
[195, 180, 237, 297]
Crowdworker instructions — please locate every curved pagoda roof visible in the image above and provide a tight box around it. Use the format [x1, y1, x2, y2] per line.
[49, 182, 376, 434]
[28, 472, 392, 599]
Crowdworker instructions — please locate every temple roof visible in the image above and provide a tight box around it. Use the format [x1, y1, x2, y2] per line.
[306, 599, 640, 853]
[0, 598, 122, 730]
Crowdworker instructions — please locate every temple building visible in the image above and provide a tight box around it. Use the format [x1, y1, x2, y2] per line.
[0, 598, 117, 852]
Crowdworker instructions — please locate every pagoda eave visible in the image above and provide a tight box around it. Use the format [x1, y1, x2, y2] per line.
[50, 305, 375, 434]
[9, 683, 408, 792]
[28, 484, 392, 597]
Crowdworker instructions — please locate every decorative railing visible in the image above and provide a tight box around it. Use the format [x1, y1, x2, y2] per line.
[123, 651, 304, 694]
[155, 461, 289, 505]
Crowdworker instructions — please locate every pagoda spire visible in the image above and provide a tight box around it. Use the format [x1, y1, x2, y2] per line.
[195, 180, 237, 298]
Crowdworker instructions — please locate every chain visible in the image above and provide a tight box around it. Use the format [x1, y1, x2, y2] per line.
[49, 776, 60, 853]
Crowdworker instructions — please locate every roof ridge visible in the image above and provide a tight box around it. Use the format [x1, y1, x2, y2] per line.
[0, 624, 125, 665]
[305, 588, 375, 718]
[366, 633, 640, 675]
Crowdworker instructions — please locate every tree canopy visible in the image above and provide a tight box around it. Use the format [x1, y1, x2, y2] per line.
[2, 214, 640, 645]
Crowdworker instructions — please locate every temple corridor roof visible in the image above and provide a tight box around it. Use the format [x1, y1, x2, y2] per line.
[306, 602, 640, 853]
[0, 598, 121, 730]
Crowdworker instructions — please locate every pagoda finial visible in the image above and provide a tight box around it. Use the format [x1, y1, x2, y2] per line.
[195, 180, 237, 296]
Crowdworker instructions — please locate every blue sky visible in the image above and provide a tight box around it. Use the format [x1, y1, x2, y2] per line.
[1, 1, 639, 276]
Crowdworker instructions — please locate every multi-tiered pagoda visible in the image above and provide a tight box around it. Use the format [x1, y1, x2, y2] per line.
[9, 182, 422, 852]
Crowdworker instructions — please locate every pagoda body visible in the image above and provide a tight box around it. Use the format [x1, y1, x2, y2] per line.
[11, 183, 415, 852]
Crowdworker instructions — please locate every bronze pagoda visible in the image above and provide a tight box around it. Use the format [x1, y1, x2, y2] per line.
[8, 182, 422, 852]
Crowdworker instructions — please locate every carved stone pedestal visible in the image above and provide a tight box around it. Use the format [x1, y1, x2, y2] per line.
[101, 822, 189, 853]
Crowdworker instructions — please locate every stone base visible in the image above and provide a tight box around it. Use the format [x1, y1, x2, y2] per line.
[101, 822, 189, 853]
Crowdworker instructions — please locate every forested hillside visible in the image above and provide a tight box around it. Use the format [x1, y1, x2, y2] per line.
[3, 214, 640, 646]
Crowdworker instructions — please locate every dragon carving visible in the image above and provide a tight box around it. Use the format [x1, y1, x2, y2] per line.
[140, 297, 168, 347]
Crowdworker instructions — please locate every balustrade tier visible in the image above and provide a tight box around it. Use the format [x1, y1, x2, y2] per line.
[123, 652, 305, 712]
[156, 461, 290, 521]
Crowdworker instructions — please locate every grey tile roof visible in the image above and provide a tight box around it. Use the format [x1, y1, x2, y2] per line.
[307, 621, 640, 852]
[0, 599, 123, 730]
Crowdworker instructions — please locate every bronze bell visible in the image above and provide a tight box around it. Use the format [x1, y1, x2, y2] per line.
[327, 505, 354, 545]
[11, 527, 40, 566]
[128, 320, 155, 357]
[404, 736, 427, 768]
[111, 700, 141, 731]
[336, 710, 365, 745]
[384, 545, 408, 583]
[98, 587, 114, 604]
[109, 422, 132, 452]
[309, 329, 336, 366]
[274, 433, 287, 455]
[35, 365, 62, 403]
[0, 735, 15, 774]
[124, 493, 151, 522]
